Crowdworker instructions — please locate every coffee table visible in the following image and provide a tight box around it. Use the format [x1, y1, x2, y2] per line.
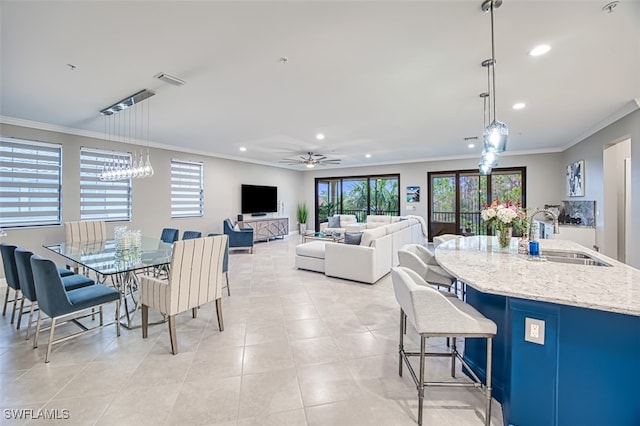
[302, 232, 344, 243]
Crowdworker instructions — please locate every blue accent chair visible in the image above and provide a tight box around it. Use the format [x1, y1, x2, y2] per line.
[15, 248, 95, 339]
[160, 228, 179, 244]
[182, 231, 202, 240]
[223, 219, 254, 253]
[30, 255, 121, 363]
[208, 233, 230, 296]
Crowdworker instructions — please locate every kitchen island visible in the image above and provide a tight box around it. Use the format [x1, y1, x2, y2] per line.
[435, 236, 640, 426]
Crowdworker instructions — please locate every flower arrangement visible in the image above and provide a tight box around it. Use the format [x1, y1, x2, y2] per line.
[481, 200, 528, 248]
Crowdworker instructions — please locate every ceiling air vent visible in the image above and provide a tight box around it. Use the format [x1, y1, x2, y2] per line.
[154, 72, 186, 86]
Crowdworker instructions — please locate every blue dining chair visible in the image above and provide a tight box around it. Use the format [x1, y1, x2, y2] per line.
[30, 255, 121, 363]
[182, 231, 202, 240]
[0, 243, 21, 324]
[14, 248, 95, 339]
[160, 228, 179, 244]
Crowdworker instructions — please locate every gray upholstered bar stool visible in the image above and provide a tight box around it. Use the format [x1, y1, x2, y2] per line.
[391, 267, 497, 426]
[398, 244, 458, 295]
[432, 233, 462, 248]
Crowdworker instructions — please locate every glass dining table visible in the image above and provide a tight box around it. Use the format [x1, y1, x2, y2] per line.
[44, 237, 172, 329]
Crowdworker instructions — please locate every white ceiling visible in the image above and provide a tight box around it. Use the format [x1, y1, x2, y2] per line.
[1, 1, 639, 170]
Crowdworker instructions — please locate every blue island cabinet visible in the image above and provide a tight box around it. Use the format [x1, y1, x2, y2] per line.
[463, 286, 640, 426]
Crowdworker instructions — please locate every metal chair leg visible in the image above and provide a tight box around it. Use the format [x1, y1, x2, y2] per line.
[16, 297, 25, 329]
[192, 307, 198, 319]
[25, 303, 35, 340]
[451, 337, 457, 378]
[2, 286, 9, 316]
[485, 337, 493, 426]
[399, 309, 404, 377]
[33, 310, 42, 349]
[215, 298, 224, 331]
[115, 300, 121, 337]
[225, 273, 230, 297]
[45, 317, 57, 363]
[10, 289, 20, 324]
[418, 335, 426, 426]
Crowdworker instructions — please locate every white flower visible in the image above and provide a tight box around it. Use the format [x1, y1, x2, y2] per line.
[496, 207, 517, 224]
[481, 208, 496, 221]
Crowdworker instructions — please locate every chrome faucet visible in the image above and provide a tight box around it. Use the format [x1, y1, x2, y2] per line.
[528, 208, 560, 239]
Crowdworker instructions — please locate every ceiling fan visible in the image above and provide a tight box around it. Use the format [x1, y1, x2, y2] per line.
[279, 152, 341, 168]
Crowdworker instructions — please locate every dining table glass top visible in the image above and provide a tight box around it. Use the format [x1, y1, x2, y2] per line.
[45, 237, 172, 276]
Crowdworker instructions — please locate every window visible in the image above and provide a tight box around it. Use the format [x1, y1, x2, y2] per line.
[0, 137, 62, 228]
[314, 174, 400, 229]
[427, 167, 526, 239]
[80, 147, 132, 221]
[171, 159, 203, 218]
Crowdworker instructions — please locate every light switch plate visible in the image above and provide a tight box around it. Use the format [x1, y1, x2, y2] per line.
[525, 317, 545, 345]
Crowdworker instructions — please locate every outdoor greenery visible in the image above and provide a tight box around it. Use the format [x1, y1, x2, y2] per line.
[430, 169, 525, 236]
[316, 176, 400, 224]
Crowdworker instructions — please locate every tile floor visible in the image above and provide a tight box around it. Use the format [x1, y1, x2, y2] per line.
[0, 237, 503, 425]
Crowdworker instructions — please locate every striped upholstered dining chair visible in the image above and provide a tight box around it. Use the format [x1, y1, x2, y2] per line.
[139, 235, 227, 354]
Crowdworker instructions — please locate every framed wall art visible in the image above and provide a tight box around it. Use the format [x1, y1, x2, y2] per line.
[406, 186, 420, 203]
[566, 160, 585, 197]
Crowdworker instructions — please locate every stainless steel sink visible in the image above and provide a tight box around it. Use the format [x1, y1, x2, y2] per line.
[539, 250, 611, 267]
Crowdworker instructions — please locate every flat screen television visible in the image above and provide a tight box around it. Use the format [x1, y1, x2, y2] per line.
[241, 184, 278, 215]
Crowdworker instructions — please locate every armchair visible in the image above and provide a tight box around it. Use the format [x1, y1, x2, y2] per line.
[223, 219, 254, 253]
[140, 235, 227, 354]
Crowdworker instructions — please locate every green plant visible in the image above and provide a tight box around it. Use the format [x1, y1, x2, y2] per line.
[296, 203, 308, 224]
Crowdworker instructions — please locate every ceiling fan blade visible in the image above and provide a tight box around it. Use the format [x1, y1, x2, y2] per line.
[315, 156, 327, 161]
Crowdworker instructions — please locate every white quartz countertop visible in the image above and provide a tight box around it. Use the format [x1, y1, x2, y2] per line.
[435, 236, 640, 316]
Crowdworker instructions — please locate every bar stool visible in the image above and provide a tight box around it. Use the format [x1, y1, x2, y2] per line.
[391, 266, 496, 426]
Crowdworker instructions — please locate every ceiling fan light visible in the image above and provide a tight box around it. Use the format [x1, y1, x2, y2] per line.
[483, 120, 508, 153]
[306, 163, 315, 168]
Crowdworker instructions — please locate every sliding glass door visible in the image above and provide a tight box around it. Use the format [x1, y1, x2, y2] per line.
[428, 167, 526, 240]
[314, 174, 400, 230]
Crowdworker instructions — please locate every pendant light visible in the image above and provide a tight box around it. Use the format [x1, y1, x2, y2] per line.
[482, 0, 508, 153]
[99, 89, 155, 181]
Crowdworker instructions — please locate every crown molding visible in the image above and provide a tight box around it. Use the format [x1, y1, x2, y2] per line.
[561, 99, 640, 151]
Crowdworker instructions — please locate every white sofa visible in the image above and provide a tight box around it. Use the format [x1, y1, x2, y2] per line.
[320, 214, 366, 234]
[296, 217, 426, 284]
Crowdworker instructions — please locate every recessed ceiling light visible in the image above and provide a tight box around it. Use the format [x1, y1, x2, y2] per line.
[365, 154, 371, 158]
[513, 102, 526, 110]
[239, 147, 247, 152]
[468, 143, 476, 149]
[529, 44, 551, 57]
[316, 133, 325, 140]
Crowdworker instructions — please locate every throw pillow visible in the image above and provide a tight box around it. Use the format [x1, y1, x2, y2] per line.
[233, 224, 241, 232]
[344, 232, 363, 245]
[328, 215, 340, 228]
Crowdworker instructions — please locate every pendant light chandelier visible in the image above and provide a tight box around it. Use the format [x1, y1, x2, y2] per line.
[481, 0, 508, 154]
[478, 91, 495, 175]
[99, 89, 155, 181]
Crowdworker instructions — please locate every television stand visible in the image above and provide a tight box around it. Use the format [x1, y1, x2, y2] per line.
[237, 217, 288, 242]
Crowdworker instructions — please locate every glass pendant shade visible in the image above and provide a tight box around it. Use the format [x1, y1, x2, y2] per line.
[483, 120, 508, 153]
[478, 162, 492, 175]
[481, 150, 499, 167]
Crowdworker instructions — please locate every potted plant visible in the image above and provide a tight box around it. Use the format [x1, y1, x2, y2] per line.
[297, 203, 308, 235]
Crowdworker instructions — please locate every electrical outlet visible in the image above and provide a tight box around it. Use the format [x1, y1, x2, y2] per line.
[525, 317, 545, 345]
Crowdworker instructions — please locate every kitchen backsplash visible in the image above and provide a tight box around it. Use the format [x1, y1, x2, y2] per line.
[560, 200, 596, 226]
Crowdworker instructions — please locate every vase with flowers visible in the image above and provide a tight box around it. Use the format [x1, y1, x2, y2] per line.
[481, 200, 528, 249]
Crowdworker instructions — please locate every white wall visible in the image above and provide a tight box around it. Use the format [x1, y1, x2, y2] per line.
[300, 152, 565, 231]
[0, 123, 303, 273]
[563, 108, 639, 268]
